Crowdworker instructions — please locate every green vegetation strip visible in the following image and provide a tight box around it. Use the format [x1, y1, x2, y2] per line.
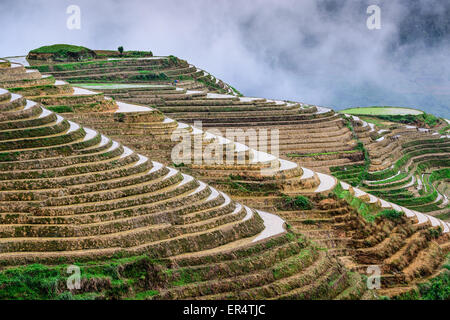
[287, 150, 360, 158]
[30, 44, 91, 54]
[340, 106, 423, 116]
[0, 255, 148, 300]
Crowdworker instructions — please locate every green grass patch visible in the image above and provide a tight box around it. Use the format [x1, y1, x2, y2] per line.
[46, 105, 75, 113]
[333, 183, 378, 222]
[340, 106, 423, 116]
[29, 44, 96, 62]
[30, 44, 91, 54]
[281, 195, 313, 210]
[129, 72, 169, 81]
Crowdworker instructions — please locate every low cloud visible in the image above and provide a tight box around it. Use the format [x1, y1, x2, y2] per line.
[1, 0, 448, 117]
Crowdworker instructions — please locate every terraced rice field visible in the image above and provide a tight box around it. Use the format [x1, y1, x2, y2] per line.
[333, 113, 450, 219]
[0, 52, 449, 300]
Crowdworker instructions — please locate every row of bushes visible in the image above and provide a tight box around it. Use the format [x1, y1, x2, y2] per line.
[130, 72, 169, 81]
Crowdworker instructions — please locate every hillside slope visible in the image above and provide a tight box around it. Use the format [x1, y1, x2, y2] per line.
[0, 58, 369, 300]
[2, 52, 450, 299]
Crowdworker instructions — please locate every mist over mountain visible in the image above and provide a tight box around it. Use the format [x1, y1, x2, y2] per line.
[0, 0, 448, 117]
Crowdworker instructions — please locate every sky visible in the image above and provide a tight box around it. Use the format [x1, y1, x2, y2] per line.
[0, 0, 449, 117]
